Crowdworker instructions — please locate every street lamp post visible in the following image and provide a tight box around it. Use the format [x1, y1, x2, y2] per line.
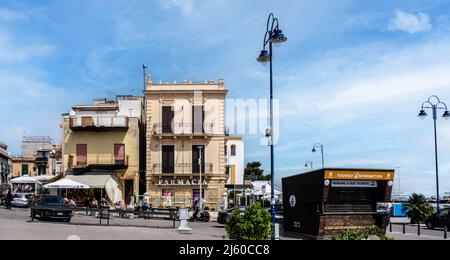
[312, 143, 325, 169]
[305, 160, 314, 171]
[256, 13, 287, 240]
[418, 95, 450, 211]
[198, 146, 203, 214]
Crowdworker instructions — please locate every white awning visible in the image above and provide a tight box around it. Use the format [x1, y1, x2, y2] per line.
[65, 174, 111, 189]
[62, 173, 123, 203]
[44, 179, 90, 189]
[10, 176, 42, 184]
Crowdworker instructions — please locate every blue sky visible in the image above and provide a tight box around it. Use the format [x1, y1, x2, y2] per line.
[1, 0, 450, 195]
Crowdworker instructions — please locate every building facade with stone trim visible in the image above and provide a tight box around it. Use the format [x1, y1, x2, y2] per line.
[144, 77, 228, 210]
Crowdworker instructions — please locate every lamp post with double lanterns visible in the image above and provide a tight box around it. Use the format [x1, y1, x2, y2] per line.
[256, 13, 288, 240]
[312, 143, 325, 169]
[418, 95, 450, 211]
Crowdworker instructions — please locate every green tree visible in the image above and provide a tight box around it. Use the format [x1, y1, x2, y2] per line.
[403, 193, 434, 224]
[330, 229, 363, 240]
[225, 203, 272, 240]
[244, 162, 270, 181]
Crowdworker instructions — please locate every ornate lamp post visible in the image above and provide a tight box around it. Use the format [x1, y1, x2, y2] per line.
[305, 160, 314, 171]
[256, 13, 288, 240]
[312, 143, 325, 169]
[418, 95, 450, 211]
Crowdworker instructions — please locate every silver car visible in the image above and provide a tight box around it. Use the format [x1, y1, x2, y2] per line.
[11, 194, 31, 208]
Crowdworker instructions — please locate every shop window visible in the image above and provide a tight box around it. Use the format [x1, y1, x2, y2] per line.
[162, 189, 174, 208]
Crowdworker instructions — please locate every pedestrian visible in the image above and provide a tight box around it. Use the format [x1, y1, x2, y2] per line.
[100, 197, 109, 209]
[84, 196, 91, 208]
[91, 198, 99, 209]
[5, 190, 12, 209]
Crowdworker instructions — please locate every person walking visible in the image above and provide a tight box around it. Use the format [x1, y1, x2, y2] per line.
[5, 190, 12, 209]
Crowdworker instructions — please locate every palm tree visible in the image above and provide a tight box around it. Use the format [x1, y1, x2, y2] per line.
[403, 193, 434, 224]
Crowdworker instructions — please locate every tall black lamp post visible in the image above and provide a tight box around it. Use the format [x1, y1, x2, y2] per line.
[418, 95, 450, 211]
[256, 13, 288, 240]
[312, 143, 325, 169]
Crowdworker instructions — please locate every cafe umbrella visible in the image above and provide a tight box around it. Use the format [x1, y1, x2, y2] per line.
[44, 179, 90, 196]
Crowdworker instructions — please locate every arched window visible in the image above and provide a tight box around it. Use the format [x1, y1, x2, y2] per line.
[231, 145, 237, 156]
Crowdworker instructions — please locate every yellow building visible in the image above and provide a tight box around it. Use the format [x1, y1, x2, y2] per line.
[61, 96, 144, 205]
[145, 77, 228, 210]
[12, 156, 37, 178]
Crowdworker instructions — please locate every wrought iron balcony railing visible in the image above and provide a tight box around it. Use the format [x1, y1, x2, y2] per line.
[70, 116, 129, 130]
[152, 123, 214, 135]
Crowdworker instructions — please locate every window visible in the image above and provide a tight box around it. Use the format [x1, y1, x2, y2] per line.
[162, 106, 174, 133]
[193, 106, 204, 134]
[231, 145, 237, 156]
[114, 144, 126, 165]
[21, 164, 28, 176]
[76, 144, 87, 166]
[81, 117, 93, 127]
[162, 146, 175, 174]
[192, 145, 205, 174]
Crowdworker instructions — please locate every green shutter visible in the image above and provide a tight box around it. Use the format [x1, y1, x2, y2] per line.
[22, 164, 29, 176]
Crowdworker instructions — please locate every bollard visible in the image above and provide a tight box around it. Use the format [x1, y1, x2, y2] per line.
[178, 208, 192, 234]
[403, 223, 406, 234]
[389, 222, 392, 233]
[417, 224, 421, 236]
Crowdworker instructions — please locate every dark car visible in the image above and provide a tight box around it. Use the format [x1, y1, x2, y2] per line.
[426, 208, 450, 230]
[30, 195, 73, 222]
[217, 207, 246, 225]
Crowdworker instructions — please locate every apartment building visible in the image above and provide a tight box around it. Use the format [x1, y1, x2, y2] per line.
[61, 96, 144, 205]
[145, 77, 228, 210]
[0, 142, 12, 184]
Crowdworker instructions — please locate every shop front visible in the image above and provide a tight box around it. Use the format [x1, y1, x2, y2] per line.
[46, 172, 123, 206]
[148, 177, 223, 210]
[283, 168, 394, 238]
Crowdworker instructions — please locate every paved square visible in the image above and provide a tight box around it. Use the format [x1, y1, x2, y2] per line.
[0, 208, 226, 240]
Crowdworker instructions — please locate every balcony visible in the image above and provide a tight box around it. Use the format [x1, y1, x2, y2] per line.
[151, 163, 213, 176]
[69, 116, 129, 131]
[152, 123, 215, 137]
[68, 154, 129, 175]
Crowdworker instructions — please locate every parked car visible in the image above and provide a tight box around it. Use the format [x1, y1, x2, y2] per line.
[11, 194, 32, 208]
[30, 195, 73, 222]
[217, 206, 246, 224]
[426, 208, 450, 230]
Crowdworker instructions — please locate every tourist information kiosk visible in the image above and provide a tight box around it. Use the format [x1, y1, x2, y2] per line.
[282, 168, 394, 238]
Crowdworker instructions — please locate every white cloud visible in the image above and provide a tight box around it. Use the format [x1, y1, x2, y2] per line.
[388, 9, 432, 34]
[0, 31, 55, 62]
[158, 0, 195, 17]
[0, 8, 28, 22]
[277, 38, 450, 125]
